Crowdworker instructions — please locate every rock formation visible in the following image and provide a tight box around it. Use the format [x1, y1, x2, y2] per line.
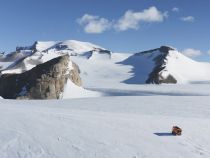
[145, 46, 177, 84]
[0, 54, 82, 99]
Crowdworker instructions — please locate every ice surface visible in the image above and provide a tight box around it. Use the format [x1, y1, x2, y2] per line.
[0, 96, 210, 158]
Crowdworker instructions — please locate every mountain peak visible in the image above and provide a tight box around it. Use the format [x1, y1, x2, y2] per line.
[16, 40, 104, 53]
[159, 46, 175, 53]
[137, 45, 176, 56]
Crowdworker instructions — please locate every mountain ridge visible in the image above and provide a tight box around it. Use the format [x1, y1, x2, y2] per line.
[1, 40, 210, 99]
[121, 45, 210, 84]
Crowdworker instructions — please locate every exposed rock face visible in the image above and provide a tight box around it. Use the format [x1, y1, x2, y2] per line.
[159, 46, 174, 54]
[119, 46, 177, 84]
[145, 46, 177, 84]
[70, 62, 82, 87]
[146, 72, 177, 84]
[0, 55, 82, 99]
[80, 48, 112, 59]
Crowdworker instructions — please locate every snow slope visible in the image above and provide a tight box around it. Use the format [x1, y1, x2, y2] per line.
[118, 46, 210, 84]
[34, 40, 103, 53]
[0, 96, 210, 158]
[71, 52, 132, 87]
[162, 49, 210, 84]
[62, 79, 101, 98]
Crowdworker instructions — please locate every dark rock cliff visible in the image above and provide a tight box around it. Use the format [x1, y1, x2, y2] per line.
[145, 46, 177, 84]
[0, 54, 82, 99]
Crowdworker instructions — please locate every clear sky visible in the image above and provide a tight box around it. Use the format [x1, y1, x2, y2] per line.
[0, 0, 210, 61]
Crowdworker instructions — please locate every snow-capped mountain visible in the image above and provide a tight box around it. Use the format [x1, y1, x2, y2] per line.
[1, 40, 210, 99]
[0, 40, 107, 99]
[0, 40, 108, 74]
[120, 46, 210, 84]
[70, 44, 210, 87]
[16, 40, 103, 54]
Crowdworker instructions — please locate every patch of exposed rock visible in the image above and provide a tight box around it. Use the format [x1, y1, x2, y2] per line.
[0, 54, 82, 99]
[145, 46, 177, 84]
[80, 48, 112, 59]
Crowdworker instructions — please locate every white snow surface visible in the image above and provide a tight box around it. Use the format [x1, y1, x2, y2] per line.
[35, 40, 103, 53]
[1, 41, 210, 157]
[62, 79, 101, 99]
[0, 96, 210, 158]
[163, 50, 210, 84]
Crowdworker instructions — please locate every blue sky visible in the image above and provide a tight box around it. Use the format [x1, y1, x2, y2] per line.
[0, 0, 210, 61]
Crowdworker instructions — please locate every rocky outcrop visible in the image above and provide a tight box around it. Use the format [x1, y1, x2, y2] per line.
[118, 46, 177, 84]
[0, 54, 82, 99]
[70, 62, 82, 87]
[146, 46, 177, 84]
[146, 72, 177, 84]
[80, 48, 112, 59]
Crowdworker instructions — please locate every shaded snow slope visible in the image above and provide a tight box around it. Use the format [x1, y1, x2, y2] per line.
[88, 84, 210, 97]
[0, 96, 210, 158]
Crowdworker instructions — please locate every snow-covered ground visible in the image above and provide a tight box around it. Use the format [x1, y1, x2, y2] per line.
[1, 40, 210, 157]
[71, 52, 132, 88]
[0, 96, 210, 158]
